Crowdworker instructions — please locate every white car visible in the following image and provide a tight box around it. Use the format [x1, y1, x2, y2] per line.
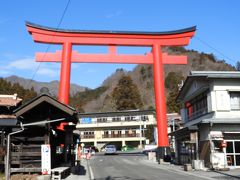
[104, 145, 117, 155]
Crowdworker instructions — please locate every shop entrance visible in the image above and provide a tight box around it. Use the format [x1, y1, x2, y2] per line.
[226, 140, 240, 167]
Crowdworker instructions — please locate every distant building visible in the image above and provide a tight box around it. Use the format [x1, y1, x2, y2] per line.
[77, 110, 182, 151]
[166, 113, 182, 156]
[77, 110, 156, 150]
[171, 71, 240, 169]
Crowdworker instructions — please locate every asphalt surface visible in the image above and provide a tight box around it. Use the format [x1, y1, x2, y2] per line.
[88, 152, 213, 180]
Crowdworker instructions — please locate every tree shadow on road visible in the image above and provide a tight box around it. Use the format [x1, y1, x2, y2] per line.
[94, 176, 147, 180]
[71, 164, 86, 175]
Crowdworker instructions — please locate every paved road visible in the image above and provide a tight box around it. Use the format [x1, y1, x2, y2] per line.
[88, 152, 212, 180]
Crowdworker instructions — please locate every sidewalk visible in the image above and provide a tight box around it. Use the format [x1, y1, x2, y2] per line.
[143, 158, 240, 180]
[65, 159, 90, 180]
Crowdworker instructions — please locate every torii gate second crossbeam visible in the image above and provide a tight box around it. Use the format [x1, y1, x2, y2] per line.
[26, 22, 196, 149]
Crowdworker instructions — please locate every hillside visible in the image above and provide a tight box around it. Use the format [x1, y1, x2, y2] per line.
[4, 75, 86, 96]
[1, 47, 236, 113]
[81, 47, 236, 113]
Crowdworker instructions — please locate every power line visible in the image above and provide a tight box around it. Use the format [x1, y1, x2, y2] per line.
[194, 35, 236, 65]
[27, 0, 71, 89]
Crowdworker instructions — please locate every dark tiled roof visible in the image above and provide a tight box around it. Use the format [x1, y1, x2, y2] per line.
[26, 21, 196, 35]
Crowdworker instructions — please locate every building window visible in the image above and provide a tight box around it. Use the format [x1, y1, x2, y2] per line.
[125, 116, 138, 121]
[81, 131, 94, 138]
[97, 117, 107, 123]
[112, 117, 121, 122]
[230, 92, 240, 110]
[141, 115, 149, 121]
[186, 91, 208, 120]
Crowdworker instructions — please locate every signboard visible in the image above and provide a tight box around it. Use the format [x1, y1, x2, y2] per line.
[81, 118, 92, 124]
[216, 91, 230, 111]
[41, 145, 51, 175]
[210, 131, 223, 140]
[190, 132, 197, 143]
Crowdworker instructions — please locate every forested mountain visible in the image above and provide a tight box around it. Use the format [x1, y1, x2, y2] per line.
[80, 47, 236, 113]
[1, 47, 236, 112]
[0, 78, 37, 104]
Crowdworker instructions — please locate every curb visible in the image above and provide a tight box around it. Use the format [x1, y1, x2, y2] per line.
[158, 164, 216, 180]
[213, 170, 240, 179]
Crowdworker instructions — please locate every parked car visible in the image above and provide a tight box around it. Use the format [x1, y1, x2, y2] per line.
[105, 145, 117, 155]
[121, 145, 135, 151]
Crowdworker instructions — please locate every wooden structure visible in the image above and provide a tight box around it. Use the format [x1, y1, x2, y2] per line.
[8, 94, 78, 174]
[0, 94, 22, 171]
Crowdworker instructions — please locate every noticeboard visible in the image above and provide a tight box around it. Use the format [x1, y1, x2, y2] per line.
[41, 145, 51, 175]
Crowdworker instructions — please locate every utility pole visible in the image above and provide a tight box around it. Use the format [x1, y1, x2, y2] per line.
[139, 116, 142, 149]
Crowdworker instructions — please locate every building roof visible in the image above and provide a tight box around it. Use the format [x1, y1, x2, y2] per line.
[26, 21, 196, 36]
[78, 109, 155, 118]
[14, 94, 76, 122]
[190, 71, 240, 78]
[177, 71, 240, 102]
[0, 94, 22, 106]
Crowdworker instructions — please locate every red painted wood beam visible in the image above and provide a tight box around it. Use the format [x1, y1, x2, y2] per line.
[36, 51, 187, 64]
[29, 33, 193, 46]
[27, 24, 195, 46]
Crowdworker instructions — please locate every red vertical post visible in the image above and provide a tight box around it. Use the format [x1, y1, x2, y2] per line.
[152, 44, 169, 147]
[58, 42, 72, 104]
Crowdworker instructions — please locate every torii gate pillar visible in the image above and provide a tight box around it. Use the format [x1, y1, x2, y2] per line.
[26, 22, 196, 152]
[59, 42, 72, 104]
[153, 44, 168, 147]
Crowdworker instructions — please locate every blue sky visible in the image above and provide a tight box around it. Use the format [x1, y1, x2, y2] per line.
[0, 0, 240, 88]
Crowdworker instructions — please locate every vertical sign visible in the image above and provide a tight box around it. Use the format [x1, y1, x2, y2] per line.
[41, 144, 51, 175]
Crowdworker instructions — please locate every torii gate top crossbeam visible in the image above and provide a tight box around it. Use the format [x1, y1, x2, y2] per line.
[26, 21, 196, 46]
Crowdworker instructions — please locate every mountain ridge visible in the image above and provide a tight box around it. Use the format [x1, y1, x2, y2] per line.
[4, 75, 86, 96]
[2, 47, 237, 113]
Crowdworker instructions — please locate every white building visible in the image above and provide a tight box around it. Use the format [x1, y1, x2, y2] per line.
[172, 71, 240, 169]
[76, 110, 156, 150]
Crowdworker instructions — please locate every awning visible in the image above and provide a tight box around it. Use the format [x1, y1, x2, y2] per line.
[0, 118, 18, 127]
[169, 126, 198, 139]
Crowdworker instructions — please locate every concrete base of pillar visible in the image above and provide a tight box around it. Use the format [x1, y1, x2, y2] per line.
[156, 146, 170, 164]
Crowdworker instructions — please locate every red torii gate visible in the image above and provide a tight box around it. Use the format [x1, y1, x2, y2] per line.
[26, 22, 195, 148]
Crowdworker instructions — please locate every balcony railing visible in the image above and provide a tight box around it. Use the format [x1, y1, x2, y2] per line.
[80, 118, 149, 124]
[80, 133, 143, 139]
[102, 134, 140, 138]
[188, 107, 208, 121]
[80, 135, 95, 139]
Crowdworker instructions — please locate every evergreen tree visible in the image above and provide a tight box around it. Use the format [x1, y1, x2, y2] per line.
[165, 72, 183, 113]
[236, 61, 240, 71]
[167, 90, 181, 113]
[145, 124, 154, 143]
[0, 78, 37, 103]
[69, 86, 107, 112]
[112, 75, 143, 110]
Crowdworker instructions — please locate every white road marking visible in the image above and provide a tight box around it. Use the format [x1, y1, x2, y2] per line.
[87, 161, 95, 180]
[89, 165, 94, 180]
